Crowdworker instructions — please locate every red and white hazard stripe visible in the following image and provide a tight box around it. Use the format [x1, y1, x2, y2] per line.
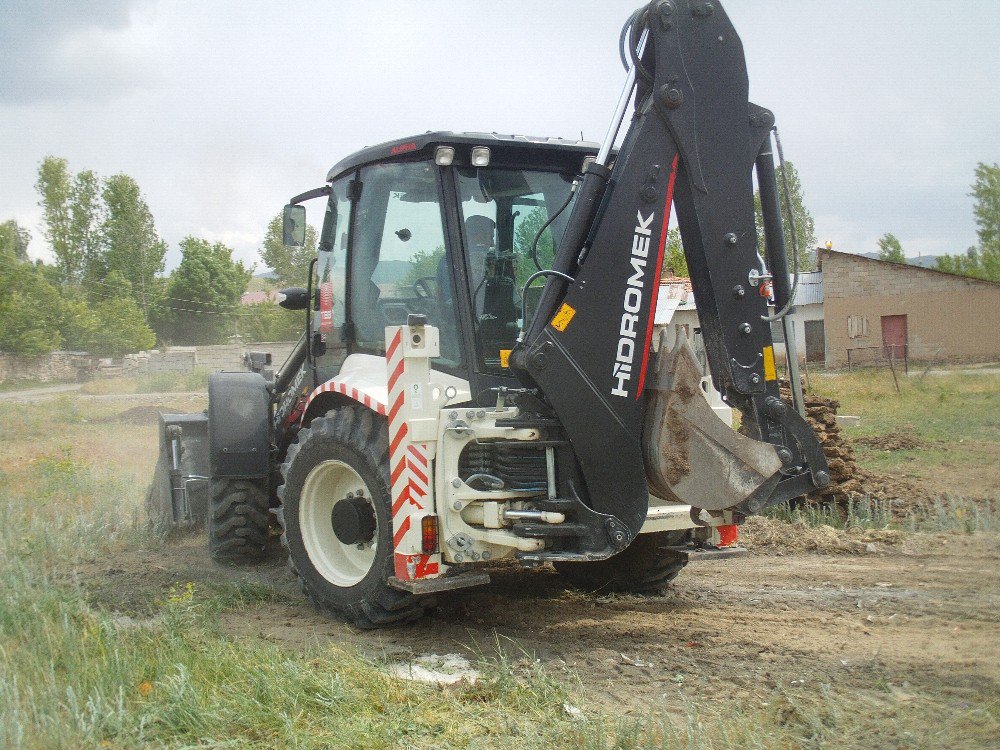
[301, 380, 387, 420]
[385, 328, 438, 580]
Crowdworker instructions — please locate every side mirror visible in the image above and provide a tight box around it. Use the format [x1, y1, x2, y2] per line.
[283, 204, 306, 247]
[276, 287, 309, 310]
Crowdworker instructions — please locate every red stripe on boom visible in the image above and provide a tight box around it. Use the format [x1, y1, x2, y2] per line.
[636, 153, 679, 398]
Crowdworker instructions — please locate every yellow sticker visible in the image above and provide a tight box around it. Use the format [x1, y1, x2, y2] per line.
[550, 302, 576, 332]
[762, 345, 777, 381]
[499, 349, 512, 368]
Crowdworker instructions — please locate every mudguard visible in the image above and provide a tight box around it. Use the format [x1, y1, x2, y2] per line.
[208, 372, 272, 479]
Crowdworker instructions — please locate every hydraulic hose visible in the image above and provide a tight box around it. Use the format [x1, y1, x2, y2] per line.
[761, 126, 801, 323]
[530, 180, 578, 272]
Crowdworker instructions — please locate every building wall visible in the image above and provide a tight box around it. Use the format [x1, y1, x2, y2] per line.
[772, 303, 824, 363]
[820, 250, 1000, 366]
[122, 341, 299, 376]
[0, 351, 96, 384]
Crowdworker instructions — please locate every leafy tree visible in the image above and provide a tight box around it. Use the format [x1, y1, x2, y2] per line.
[0, 220, 31, 262]
[240, 302, 302, 342]
[156, 237, 252, 345]
[971, 162, 1000, 255]
[754, 160, 817, 272]
[0, 262, 65, 354]
[260, 212, 317, 287]
[100, 174, 167, 313]
[87, 300, 156, 356]
[663, 227, 688, 277]
[936, 162, 1000, 281]
[35, 156, 77, 283]
[401, 246, 446, 291]
[876, 232, 905, 263]
[65, 270, 156, 356]
[513, 206, 556, 288]
[71, 170, 104, 285]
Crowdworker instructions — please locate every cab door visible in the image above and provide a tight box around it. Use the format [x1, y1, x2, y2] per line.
[311, 176, 351, 384]
[346, 160, 466, 371]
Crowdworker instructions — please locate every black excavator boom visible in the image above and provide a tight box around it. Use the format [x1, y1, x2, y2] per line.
[511, 0, 829, 556]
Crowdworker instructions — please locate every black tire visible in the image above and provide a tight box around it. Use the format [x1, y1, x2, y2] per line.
[209, 478, 270, 565]
[553, 530, 689, 594]
[276, 405, 432, 629]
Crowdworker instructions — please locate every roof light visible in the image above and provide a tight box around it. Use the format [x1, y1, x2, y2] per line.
[470, 146, 491, 167]
[435, 146, 455, 166]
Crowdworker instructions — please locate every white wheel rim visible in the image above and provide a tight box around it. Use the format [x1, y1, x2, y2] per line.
[299, 459, 378, 587]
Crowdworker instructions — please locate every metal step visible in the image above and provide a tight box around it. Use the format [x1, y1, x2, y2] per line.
[388, 571, 490, 595]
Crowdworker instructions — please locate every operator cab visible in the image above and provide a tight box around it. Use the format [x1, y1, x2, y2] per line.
[285, 132, 598, 393]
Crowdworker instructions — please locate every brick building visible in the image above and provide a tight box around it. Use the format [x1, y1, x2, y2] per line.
[819, 249, 1000, 367]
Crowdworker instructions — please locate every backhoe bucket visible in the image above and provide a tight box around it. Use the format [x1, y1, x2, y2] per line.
[145, 412, 210, 534]
[643, 330, 783, 511]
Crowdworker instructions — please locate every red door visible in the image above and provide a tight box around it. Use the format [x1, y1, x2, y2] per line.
[881, 315, 907, 360]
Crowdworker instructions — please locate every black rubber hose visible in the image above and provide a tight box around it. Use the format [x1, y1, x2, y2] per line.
[530, 181, 578, 272]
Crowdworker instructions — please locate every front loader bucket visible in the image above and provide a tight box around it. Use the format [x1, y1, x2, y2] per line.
[146, 412, 210, 534]
[643, 330, 783, 511]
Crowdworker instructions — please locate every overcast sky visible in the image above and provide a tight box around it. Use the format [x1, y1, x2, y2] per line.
[1, 0, 997, 272]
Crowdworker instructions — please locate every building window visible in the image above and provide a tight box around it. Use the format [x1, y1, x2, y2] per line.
[847, 315, 869, 339]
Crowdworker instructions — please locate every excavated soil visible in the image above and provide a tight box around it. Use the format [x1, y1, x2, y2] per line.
[854, 431, 928, 452]
[77, 529, 999, 717]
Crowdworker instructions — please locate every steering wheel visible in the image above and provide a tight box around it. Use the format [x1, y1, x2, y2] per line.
[414, 276, 436, 299]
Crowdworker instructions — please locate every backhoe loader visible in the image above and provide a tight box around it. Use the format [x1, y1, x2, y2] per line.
[149, 0, 829, 627]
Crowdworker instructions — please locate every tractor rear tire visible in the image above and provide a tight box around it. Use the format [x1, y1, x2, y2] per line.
[276, 405, 433, 629]
[553, 530, 689, 594]
[209, 479, 271, 565]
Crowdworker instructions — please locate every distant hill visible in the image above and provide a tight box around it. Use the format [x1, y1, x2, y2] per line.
[856, 251, 942, 269]
[908, 255, 942, 269]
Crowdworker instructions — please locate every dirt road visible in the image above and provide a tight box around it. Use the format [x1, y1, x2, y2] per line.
[82, 530, 999, 717]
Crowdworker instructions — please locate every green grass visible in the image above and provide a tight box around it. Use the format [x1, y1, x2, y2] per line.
[765, 495, 998, 534]
[809, 370, 1000, 489]
[79, 368, 212, 396]
[2, 388, 998, 748]
[810, 370, 999, 443]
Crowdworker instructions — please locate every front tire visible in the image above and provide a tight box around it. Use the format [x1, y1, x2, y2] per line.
[553, 530, 689, 594]
[209, 479, 270, 564]
[277, 405, 432, 628]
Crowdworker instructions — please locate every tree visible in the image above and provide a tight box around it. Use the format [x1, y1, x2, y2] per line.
[0, 220, 31, 262]
[100, 174, 167, 313]
[876, 232, 905, 263]
[240, 302, 302, 342]
[754, 160, 817, 272]
[71, 170, 104, 285]
[260, 212, 317, 287]
[35, 156, 77, 283]
[512, 206, 559, 292]
[663, 227, 688, 277]
[156, 237, 252, 345]
[971, 162, 1000, 255]
[0, 262, 65, 354]
[936, 162, 1000, 281]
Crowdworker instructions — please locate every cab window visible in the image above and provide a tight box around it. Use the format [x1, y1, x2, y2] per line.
[349, 161, 463, 366]
[455, 167, 576, 372]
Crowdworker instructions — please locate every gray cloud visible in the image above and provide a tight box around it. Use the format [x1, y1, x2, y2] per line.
[0, 0, 156, 103]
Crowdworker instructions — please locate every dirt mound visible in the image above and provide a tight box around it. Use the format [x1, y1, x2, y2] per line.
[98, 406, 164, 425]
[740, 515, 906, 554]
[854, 432, 926, 451]
[779, 383, 934, 510]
